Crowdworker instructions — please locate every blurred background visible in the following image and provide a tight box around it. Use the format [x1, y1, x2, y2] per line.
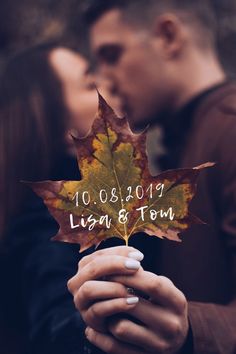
[0, 0, 89, 71]
[0, 0, 236, 74]
[0, 1, 236, 353]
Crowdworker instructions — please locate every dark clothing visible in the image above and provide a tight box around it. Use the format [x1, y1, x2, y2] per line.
[158, 81, 236, 353]
[2, 83, 236, 354]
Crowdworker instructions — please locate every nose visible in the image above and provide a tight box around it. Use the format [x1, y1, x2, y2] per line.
[85, 73, 97, 90]
[93, 74, 122, 115]
[96, 71, 119, 97]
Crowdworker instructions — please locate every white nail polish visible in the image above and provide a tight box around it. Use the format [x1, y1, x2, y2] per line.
[128, 251, 144, 261]
[125, 259, 140, 270]
[126, 297, 139, 305]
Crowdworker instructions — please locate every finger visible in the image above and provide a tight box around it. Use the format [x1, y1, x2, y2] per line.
[85, 327, 147, 354]
[79, 246, 144, 270]
[128, 297, 172, 329]
[74, 280, 129, 310]
[68, 255, 142, 294]
[127, 297, 185, 340]
[108, 317, 168, 353]
[110, 272, 186, 313]
[84, 297, 140, 331]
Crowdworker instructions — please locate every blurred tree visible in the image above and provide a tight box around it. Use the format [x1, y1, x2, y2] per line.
[212, 0, 236, 75]
[0, 0, 236, 75]
[0, 0, 89, 71]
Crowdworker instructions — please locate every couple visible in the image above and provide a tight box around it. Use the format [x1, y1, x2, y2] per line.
[3, 1, 236, 354]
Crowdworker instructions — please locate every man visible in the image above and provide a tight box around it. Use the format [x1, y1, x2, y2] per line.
[68, 1, 236, 353]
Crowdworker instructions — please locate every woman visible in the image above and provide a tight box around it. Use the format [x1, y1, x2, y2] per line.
[0, 44, 99, 237]
[0, 44, 103, 354]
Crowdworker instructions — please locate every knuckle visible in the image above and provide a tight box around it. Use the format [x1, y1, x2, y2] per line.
[168, 318, 182, 338]
[106, 339, 116, 354]
[78, 256, 88, 269]
[94, 249, 104, 257]
[73, 292, 80, 310]
[67, 279, 72, 292]
[147, 275, 161, 293]
[90, 303, 101, 319]
[122, 246, 136, 255]
[159, 275, 174, 287]
[112, 320, 128, 338]
[80, 282, 92, 299]
[67, 278, 74, 294]
[157, 339, 169, 353]
[86, 261, 99, 278]
[89, 329, 97, 343]
[176, 292, 187, 313]
[74, 283, 93, 311]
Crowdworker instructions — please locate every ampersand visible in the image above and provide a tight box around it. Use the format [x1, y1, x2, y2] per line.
[118, 209, 129, 224]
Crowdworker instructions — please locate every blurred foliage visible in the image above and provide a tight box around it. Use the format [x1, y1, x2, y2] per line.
[0, 0, 89, 70]
[213, 0, 236, 75]
[0, 0, 236, 74]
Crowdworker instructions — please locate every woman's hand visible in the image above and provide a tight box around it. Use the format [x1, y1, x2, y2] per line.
[67, 246, 143, 332]
[68, 246, 189, 353]
[85, 271, 189, 353]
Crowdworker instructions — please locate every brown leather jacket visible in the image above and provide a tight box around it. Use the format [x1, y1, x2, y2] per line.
[158, 82, 236, 353]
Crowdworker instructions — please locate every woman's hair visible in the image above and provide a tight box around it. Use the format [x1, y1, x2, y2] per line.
[0, 44, 70, 237]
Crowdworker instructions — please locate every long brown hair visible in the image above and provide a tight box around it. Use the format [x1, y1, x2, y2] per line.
[0, 44, 70, 238]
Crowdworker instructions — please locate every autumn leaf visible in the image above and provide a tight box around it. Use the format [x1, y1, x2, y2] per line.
[27, 93, 214, 252]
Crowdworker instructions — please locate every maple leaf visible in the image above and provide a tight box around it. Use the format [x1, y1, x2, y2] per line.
[27, 93, 214, 252]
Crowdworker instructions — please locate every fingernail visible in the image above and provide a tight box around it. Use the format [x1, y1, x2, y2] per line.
[126, 297, 139, 305]
[125, 259, 140, 270]
[128, 251, 144, 261]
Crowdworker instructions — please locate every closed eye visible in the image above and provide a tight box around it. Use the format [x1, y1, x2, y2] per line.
[97, 45, 124, 65]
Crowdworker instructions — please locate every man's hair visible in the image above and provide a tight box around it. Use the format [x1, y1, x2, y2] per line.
[84, 0, 217, 48]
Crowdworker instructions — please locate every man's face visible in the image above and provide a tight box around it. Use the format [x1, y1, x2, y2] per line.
[90, 10, 173, 130]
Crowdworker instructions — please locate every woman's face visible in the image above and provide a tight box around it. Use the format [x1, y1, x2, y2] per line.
[49, 48, 97, 138]
[49, 47, 121, 155]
